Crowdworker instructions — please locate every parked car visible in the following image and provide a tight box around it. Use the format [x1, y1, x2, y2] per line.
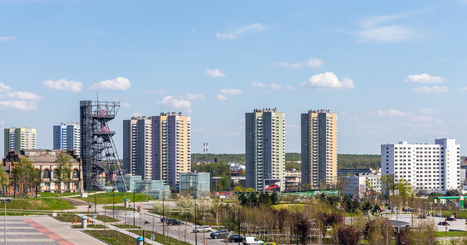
[243, 237, 263, 245]
[228, 234, 244, 243]
[193, 226, 211, 233]
[438, 221, 450, 226]
[210, 229, 233, 239]
[167, 218, 184, 226]
[446, 217, 457, 221]
[265, 185, 280, 190]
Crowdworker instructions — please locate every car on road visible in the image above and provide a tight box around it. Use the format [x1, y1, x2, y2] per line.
[193, 225, 211, 233]
[228, 234, 244, 243]
[210, 229, 234, 239]
[167, 218, 184, 226]
[446, 217, 457, 221]
[438, 221, 450, 226]
[243, 237, 263, 245]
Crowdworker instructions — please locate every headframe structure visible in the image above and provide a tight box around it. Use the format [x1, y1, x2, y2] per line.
[80, 100, 127, 191]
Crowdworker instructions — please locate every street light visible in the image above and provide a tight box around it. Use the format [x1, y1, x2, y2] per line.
[238, 211, 242, 245]
[195, 201, 198, 245]
[0, 198, 13, 245]
[162, 196, 165, 237]
[112, 188, 116, 219]
[142, 220, 150, 245]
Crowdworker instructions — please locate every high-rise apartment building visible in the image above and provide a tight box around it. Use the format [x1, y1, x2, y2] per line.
[4, 127, 36, 156]
[301, 110, 337, 188]
[123, 117, 152, 180]
[152, 112, 191, 190]
[245, 108, 285, 191]
[381, 138, 461, 191]
[53, 123, 80, 155]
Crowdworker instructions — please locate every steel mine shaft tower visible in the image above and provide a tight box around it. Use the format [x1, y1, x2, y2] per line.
[80, 100, 127, 191]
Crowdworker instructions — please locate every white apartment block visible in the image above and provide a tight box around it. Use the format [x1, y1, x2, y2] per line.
[4, 127, 36, 156]
[381, 138, 461, 191]
[123, 116, 152, 180]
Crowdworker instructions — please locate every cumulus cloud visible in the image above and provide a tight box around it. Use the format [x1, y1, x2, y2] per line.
[367, 109, 405, 117]
[0, 100, 37, 110]
[286, 85, 294, 90]
[273, 57, 323, 69]
[91, 77, 131, 90]
[220, 89, 243, 95]
[404, 74, 446, 84]
[131, 112, 143, 117]
[216, 23, 266, 39]
[356, 11, 425, 43]
[214, 94, 228, 101]
[411, 86, 449, 93]
[300, 72, 354, 90]
[145, 89, 166, 95]
[205, 69, 226, 77]
[156, 96, 192, 113]
[42, 79, 83, 92]
[0, 91, 41, 100]
[185, 93, 205, 101]
[0, 36, 15, 41]
[252, 82, 284, 90]
[419, 108, 438, 114]
[121, 103, 131, 108]
[0, 83, 11, 92]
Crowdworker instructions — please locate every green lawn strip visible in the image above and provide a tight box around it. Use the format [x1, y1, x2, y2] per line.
[72, 224, 106, 229]
[129, 229, 190, 245]
[4, 198, 75, 210]
[114, 224, 140, 229]
[84, 230, 137, 245]
[436, 231, 467, 237]
[103, 206, 135, 211]
[74, 192, 153, 204]
[94, 215, 120, 223]
[54, 212, 94, 222]
[39, 192, 90, 197]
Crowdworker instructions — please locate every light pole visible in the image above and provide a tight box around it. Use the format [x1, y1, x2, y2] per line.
[162, 196, 165, 237]
[195, 200, 198, 245]
[142, 220, 150, 245]
[0, 198, 13, 245]
[112, 188, 116, 219]
[238, 211, 242, 245]
[133, 190, 136, 226]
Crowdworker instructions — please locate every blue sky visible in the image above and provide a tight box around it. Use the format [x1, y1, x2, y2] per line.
[1, 0, 467, 155]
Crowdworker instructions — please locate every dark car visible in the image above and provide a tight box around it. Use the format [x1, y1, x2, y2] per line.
[210, 229, 233, 239]
[438, 221, 450, 226]
[446, 217, 457, 221]
[228, 234, 244, 242]
[167, 218, 184, 226]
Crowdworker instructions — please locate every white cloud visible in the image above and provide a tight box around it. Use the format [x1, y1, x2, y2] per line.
[0, 36, 15, 41]
[0, 91, 41, 100]
[411, 86, 449, 93]
[131, 112, 143, 117]
[0, 83, 11, 92]
[205, 69, 226, 77]
[216, 23, 266, 39]
[214, 94, 227, 101]
[404, 74, 446, 84]
[286, 85, 294, 90]
[273, 57, 323, 69]
[42, 79, 83, 92]
[356, 11, 425, 43]
[220, 89, 243, 95]
[185, 93, 205, 101]
[156, 96, 192, 113]
[419, 108, 437, 114]
[91, 77, 131, 90]
[145, 89, 166, 95]
[121, 103, 131, 108]
[300, 72, 354, 90]
[0, 100, 37, 110]
[367, 109, 405, 117]
[252, 82, 283, 90]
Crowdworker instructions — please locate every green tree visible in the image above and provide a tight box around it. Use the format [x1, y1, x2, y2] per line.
[55, 152, 73, 193]
[31, 168, 42, 197]
[0, 166, 8, 196]
[10, 157, 35, 197]
[381, 174, 395, 204]
[396, 179, 412, 205]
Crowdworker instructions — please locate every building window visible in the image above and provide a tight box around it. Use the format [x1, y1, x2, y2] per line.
[43, 169, 50, 179]
[73, 169, 79, 178]
[53, 169, 59, 179]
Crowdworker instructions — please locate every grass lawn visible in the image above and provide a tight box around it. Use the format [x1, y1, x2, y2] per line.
[272, 204, 306, 212]
[54, 213, 90, 222]
[85, 230, 137, 245]
[436, 231, 467, 237]
[72, 224, 106, 229]
[95, 215, 120, 223]
[129, 229, 190, 245]
[74, 192, 153, 204]
[39, 192, 91, 197]
[103, 206, 135, 211]
[5, 198, 74, 210]
[114, 224, 140, 229]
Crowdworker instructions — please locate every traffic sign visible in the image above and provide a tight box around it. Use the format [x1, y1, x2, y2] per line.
[94, 214, 97, 219]
[151, 234, 155, 240]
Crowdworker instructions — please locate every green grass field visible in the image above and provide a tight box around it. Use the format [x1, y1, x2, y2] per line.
[4, 198, 74, 210]
[272, 204, 306, 212]
[103, 206, 135, 211]
[436, 231, 467, 237]
[39, 192, 90, 197]
[74, 192, 154, 204]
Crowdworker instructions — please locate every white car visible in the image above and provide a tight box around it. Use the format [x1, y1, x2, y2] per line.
[193, 225, 211, 233]
[243, 237, 263, 245]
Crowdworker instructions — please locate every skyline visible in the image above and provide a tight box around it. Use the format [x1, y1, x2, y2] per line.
[1, 0, 467, 155]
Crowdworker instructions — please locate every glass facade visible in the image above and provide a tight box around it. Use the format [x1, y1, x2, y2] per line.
[114, 175, 170, 199]
[179, 172, 210, 198]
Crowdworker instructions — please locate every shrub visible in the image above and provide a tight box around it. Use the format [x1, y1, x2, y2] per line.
[338, 226, 362, 245]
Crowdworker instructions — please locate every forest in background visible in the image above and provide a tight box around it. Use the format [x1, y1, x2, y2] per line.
[191, 153, 381, 171]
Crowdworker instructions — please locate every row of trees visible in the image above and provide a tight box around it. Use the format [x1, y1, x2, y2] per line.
[1, 151, 73, 197]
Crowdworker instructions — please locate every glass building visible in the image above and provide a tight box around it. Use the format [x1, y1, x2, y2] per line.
[179, 172, 210, 198]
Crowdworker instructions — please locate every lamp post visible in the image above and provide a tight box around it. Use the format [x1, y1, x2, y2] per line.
[133, 190, 136, 226]
[0, 198, 13, 245]
[162, 196, 165, 237]
[142, 220, 150, 245]
[112, 188, 116, 219]
[238, 211, 242, 245]
[195, 202, 198, 245]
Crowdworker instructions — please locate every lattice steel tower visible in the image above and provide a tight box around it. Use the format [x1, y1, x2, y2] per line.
[80, 100, 127, 191]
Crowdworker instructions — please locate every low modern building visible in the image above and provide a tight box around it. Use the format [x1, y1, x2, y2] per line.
[381, 139, 461, 191]
[179, 172, 210, 198]
[285, 169, 301, 192]
[115, 174, 170, 199]
[2, 149, 83, 194]
[344, 173, 381, 198]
